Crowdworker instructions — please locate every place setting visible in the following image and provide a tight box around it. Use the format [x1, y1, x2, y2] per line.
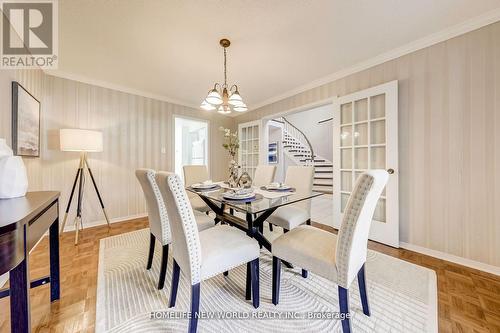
[190, 180, 221, 192]
[260, 182, 296, 192]
[220, 187, 263, 203]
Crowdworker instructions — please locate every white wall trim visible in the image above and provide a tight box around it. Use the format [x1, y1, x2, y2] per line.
[400, 242, 500, 276]
[243, 7, 500, 113]
[61, 213, 148, 233]
[44, 70, 199, 110]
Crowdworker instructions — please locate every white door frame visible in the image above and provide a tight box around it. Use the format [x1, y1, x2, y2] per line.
[332, 80, 399, 248]
[172, 114, 211, 179]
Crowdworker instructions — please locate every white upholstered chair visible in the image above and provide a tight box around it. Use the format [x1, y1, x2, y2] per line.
[253, 165, 276, 187]
[156, 172, 261, 333]
[135, 169, 215, 289]
[266, 166, 314, 231]
[271, 170, 389, 333]
[183, 165, 211, 214]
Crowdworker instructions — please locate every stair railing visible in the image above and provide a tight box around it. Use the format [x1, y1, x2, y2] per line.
[274, 117, 315, 164]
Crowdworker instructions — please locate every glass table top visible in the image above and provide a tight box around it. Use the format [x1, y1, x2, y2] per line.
[186, 185, 324, 214]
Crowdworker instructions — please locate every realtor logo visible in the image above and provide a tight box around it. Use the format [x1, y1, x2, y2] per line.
[1, 0, 58, 68]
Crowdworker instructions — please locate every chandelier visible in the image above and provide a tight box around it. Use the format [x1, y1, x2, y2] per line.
[201, 39, 247, 114]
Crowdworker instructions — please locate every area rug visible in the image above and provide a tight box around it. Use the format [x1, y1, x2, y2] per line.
[96, 228, 437, 332]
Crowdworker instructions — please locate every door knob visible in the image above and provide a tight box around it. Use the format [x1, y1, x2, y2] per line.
[387, 168, 395, 174]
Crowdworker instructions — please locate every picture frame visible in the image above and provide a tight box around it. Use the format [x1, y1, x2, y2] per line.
[268, 141, 278, 164]
[12, 81, 41, 157]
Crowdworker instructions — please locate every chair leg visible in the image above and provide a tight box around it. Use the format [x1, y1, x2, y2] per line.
[301, 269, 308, 278]
[146, 233, 155, 270]
[269, 223, 273, 232]
[338, 286, 351, 333]
[272, 256, 281, 305]
[189, 283, 201, 333]
[169, 260, 180, 308]
[306, 218, 311, 225]
[358, 263, 370, 316]
[158, 244, 169, 289]
[250, 258, 260, 308]
[245, 262, 251, 300]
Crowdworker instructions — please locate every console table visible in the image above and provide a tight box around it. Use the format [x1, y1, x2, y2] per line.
[0, 191, 60, 333]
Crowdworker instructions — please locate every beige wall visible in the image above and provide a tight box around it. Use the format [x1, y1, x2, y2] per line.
[236, 22, 500, 267]
[0, 71, 234, 228]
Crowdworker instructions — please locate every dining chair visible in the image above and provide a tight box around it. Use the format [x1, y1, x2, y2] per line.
[183, 165, 211, 214]
[135, 169, 215, 290]
[253, 165, 276, 187]
[271, 170, 389, 333]
[156, 171, 261, 333]
[266, 166, 314, 232]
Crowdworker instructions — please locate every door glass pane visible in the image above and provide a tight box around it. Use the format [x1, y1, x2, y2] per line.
[354, 123, 368, 146]
[340, 125, 352, 147]
[373, 198, 386, 222]
[174, 117, 209, 178]
[354, 98, 368, 122]
[341, 103, 352, 125]
[341, 171, 352, 192]
[354, 148, 368, 169]
[370, 120, 385, 144]
[371, 147, 386, 169]
[241, 128, 247, 140]
[370, 94, 385, 119]
[341, 148, 352, 169]
[341, 193, 350, 213]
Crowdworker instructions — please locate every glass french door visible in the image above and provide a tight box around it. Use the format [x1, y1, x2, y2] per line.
[238, 120, 260, 179]
[332, 80, 399, 247]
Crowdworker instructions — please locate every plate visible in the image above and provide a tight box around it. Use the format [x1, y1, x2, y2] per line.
[192, 183, 217, 190]
[222, 192, 256, 200]
[262, 184, 292, 191]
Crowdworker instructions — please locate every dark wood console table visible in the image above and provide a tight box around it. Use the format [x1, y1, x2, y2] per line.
[0, 191, 60, 333]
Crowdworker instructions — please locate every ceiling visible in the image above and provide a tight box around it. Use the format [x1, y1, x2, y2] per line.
[55, 0, 500, 112]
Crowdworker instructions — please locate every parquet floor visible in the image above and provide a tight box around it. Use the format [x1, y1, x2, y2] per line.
[0, 218, 499, 333]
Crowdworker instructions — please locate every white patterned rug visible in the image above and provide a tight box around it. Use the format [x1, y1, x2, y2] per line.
[96, 228, 437, 333]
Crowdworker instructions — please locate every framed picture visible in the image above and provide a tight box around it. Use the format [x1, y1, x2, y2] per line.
[268, 141, 278, 164]
[12, 82, 40, 157]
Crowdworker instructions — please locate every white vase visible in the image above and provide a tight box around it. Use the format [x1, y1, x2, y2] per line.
[0, 138, 28, 199]
[0, 138, 13, 159]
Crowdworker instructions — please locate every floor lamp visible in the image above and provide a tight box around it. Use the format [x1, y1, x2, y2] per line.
[59, 129, 110, 244]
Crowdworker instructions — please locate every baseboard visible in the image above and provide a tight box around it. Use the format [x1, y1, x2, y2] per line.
[400, 242, 500, 276]
[61, 213, 148, 233]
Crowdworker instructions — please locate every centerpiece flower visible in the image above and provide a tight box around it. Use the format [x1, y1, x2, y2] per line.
[220, 127, 240, 187]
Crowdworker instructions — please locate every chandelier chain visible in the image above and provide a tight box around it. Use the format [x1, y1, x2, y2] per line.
[223, 47, 227, 86]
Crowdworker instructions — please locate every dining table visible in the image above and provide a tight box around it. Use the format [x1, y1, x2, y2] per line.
[186, 183, 323, 299]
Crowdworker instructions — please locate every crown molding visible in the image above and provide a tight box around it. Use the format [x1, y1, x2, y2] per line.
[241, 7, 500, 115]
[44, 69, 200, 110]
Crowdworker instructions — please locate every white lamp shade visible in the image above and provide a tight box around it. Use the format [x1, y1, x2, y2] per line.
[233, 103, 248, 112]
[205, 89, 223, 105]
[200, 101, 216, 111]
[228, 92, 243, 106]
[60, 129, 103, 152]
[217, 105, 231, 114]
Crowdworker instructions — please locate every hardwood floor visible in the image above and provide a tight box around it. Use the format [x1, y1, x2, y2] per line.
[0, 218, 499, 332]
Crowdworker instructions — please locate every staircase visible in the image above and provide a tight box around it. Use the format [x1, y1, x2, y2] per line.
[276, 117, 333, 194]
